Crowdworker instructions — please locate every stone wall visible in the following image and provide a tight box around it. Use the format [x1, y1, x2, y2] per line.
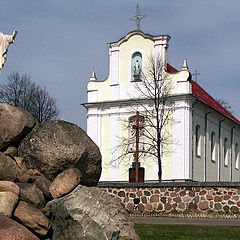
[99, 182, 240, 216]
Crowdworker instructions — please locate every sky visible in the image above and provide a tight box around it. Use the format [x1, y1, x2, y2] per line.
[1, 0, 240, 130]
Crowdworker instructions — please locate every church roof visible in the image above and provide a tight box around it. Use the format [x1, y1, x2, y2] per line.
[168, 64, 240, 125]
[191, 80, 240, 125]
[167, 64, 178, 73]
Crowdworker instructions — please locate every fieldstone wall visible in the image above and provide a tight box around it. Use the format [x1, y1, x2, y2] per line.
[99, 182, 240, 216]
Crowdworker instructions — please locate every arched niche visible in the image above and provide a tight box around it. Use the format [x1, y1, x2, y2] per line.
[131, 52, 142, 81]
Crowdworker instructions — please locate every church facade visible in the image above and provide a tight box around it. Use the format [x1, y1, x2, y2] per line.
[83, 30, 240, 182]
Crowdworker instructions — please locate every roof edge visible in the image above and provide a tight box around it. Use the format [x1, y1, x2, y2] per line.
[108, 30, 171, 48]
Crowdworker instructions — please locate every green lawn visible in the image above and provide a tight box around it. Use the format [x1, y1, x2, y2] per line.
[135, 224, 240, 240]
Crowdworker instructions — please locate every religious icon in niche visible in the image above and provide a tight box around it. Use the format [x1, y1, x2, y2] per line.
[134, 59, 141, 76]
[128, 115, 145, 152]
[131, 52, 142, 81]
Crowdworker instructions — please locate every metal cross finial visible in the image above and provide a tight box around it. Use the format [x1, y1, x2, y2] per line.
[192, 69, 200, 82]
[129, 4, 147, 31]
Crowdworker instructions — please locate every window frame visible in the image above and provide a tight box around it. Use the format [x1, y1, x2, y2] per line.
[210, 131, 216, 162]
[224, 138, 228, 167]
[235, 143, 239, 170]
[196, 125, 201, 157]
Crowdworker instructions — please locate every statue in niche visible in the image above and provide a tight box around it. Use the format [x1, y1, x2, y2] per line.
[0, 30, 18, 70]
[133, 59, 141, 76]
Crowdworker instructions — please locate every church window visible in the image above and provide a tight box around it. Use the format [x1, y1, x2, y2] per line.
[210, 131, 216, 162]
[196, 125, 201, 157]
[131, 52, 142, 81]
[224, 138, 228, 166]
[235, 143, 239, 170]
[128, 114, 145, 152]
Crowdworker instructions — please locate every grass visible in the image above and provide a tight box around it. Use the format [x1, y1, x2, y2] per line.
[135, 224, 240, 240]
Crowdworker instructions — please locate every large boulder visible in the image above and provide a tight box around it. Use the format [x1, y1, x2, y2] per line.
[0, 103, 35, 150]
[0, 213, 40, 240]
[18, 120, 101, 185]
[48, 185, 140, 240]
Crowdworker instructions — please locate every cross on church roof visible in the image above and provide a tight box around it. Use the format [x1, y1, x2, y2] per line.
[129, 4, 147, 31]
[192, 69, 200, 82]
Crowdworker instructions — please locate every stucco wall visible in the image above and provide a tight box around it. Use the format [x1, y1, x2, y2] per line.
[192, 103, 240, 182]
[193, 106, 205, 181]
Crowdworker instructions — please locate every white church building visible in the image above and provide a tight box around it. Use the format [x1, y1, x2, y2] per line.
[83, 30, 240, 182]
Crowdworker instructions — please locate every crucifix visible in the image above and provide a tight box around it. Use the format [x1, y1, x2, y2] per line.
[132, 111, 144, 182]
[129, 4, 147, 31]
[192, 69, 200, 82]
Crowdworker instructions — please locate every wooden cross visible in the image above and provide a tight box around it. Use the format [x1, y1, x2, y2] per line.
[133, 111, 140, 183]
[132, 112, 144, 182]
[192, 69, 200, 82]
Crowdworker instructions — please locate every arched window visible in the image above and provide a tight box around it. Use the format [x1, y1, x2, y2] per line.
[128, 114, 145, 152]
[211, 131, 216, 161]
[235, 143, 239, 170]
[131, 52, 142, 81]
[224, 138, 228, 166]
[196, 125, 201, 157]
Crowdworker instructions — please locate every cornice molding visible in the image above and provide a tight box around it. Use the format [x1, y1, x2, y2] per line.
[108, 30, 171, 48]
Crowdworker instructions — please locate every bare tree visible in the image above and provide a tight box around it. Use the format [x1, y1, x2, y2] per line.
[0, 72, 60, 123]
[114, 56, 174, 181]
[216, 98, 233, 114]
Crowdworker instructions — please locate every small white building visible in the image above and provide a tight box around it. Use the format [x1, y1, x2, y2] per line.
[83, 30, 240, 182]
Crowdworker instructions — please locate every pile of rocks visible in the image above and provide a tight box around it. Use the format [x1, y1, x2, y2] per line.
[0, 103, 139, 240]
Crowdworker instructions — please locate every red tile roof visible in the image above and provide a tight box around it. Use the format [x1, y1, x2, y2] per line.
[167, 64, 240, 125]
[167, 64, 178, 73]
[191, 80, 240, 125]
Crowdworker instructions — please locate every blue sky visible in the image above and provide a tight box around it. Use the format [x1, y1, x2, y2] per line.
[1, 0, 240, 130]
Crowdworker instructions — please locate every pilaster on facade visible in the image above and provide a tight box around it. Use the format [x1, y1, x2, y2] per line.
[154, 35, 171, 69]
[218, 119, 224, 181]
[110, 84, 120, 101]
[87, 90, 98, 103]
[109, 45, 119, 85]
[110, 114, 120, 181]
[173, 98, 193, 180]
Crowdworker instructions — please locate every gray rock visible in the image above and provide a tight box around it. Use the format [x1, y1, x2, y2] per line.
[18, 120, 101, 185]
[193, 196, 199, 203]
[178, 202, 185, 210]
[48, 185, 140, 240]
[214, 203, 222, 210]
[0, 103, 35, 150]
